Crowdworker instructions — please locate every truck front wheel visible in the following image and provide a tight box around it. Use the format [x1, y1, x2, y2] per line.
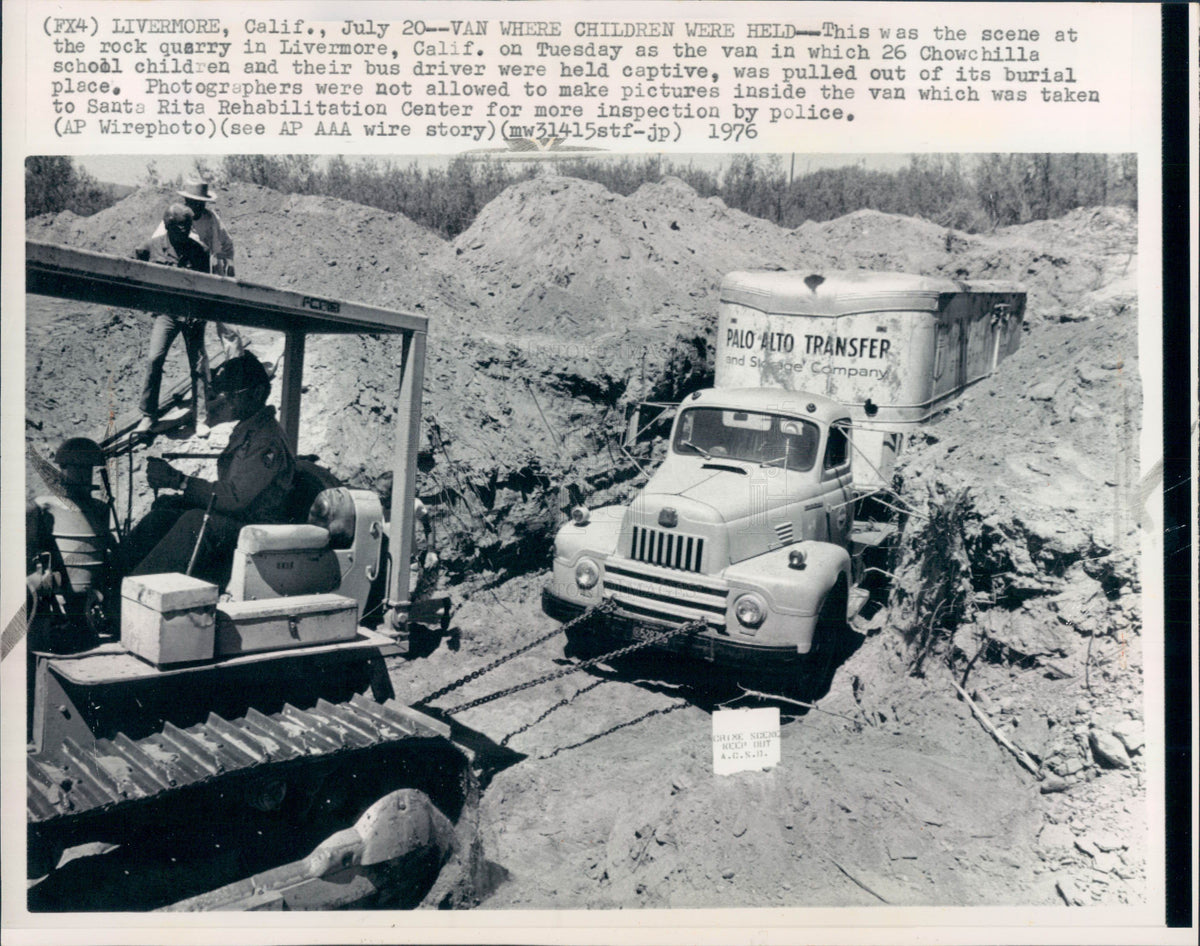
[797, 578, 849, 696]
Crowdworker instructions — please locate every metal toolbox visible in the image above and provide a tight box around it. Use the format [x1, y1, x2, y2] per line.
[121, 573, 218, 666]
[215, 593, 358, 656]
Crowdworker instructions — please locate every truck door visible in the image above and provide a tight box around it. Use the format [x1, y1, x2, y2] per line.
[821, 420, 854, 547]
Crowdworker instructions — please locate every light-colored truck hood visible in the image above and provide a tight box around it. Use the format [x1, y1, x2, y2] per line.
[640, 456, 794, 524]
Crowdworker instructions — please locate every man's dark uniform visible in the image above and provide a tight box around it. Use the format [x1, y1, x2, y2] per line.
[119, 405, 295, 585]
[134, 231, 212, 421]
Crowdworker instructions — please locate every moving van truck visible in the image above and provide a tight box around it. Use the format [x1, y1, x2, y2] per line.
[544, 271, 1025, 681]
[718, 270, 1025, 489]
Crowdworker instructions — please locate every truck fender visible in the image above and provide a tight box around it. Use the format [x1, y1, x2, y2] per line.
[789, 539, 851, 618]
[550, 505, 626, 566]
[547, 505, 627, 612]
[726, 539, 849, 615]
[795, 542, 851, 657]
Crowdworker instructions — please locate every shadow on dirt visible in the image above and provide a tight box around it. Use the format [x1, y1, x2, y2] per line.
[406, 711, 527, 792]
[559, 624, 866, 716]
[404, 622, 461, 661]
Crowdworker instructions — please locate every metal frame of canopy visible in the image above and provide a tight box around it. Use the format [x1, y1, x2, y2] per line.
[26, 240, 428, 629]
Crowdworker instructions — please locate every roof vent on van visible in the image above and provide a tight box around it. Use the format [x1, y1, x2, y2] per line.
[804, 274, 826, 293]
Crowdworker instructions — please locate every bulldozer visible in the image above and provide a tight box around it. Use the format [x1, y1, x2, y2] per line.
[22, 241, 479, 911]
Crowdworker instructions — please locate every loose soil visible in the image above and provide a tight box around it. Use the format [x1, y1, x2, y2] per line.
[25, 175, 1144, 909]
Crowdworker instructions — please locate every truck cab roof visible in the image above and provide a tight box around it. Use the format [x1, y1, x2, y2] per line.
[682, 387, 849, 425]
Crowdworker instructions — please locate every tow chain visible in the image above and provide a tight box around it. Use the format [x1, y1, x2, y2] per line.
[438, 617, 706, 716]
[537, 701, 689, 761]
[413, 601, 616, 709]
[500, 678, 607, 747]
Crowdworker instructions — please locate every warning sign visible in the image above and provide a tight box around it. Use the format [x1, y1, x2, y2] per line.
[712, 707, 781, 776]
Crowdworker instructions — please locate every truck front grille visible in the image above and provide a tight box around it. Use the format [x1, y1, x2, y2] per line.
[630, 526, 705, 572]
[604, 561, 727, 629]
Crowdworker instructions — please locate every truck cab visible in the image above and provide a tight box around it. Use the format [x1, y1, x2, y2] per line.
[543, 387, 858, 672]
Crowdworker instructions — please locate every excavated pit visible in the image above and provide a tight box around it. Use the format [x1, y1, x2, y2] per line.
[26, 176, 1143, 909]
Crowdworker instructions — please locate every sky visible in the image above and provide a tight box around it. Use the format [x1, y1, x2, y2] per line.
[77, 153, 913, 188]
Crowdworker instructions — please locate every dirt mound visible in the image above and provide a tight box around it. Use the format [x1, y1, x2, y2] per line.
[453, 175, 794, 337]
[805, 266, 1145, 908]
[791, 207, 980, 273]
[945, 206, 1137, 319]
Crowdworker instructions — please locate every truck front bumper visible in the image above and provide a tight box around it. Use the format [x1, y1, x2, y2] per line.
[541, 587, 805, 672]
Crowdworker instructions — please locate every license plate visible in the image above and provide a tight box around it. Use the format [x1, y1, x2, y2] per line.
[632, 624, 668, 642]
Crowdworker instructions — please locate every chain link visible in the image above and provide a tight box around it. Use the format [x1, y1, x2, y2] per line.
[499, 678, 608, 747]
[412, 601, 615, 708]
[537, 701, 690, 761]
[440, 618, 705, 716]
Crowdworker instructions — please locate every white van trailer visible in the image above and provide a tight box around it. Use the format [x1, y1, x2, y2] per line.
[715, 270, 1026, 491]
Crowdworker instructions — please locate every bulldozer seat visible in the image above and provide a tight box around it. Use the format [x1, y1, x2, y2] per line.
[285, 460, 338, 524]
[226, 488, 384, 612]
[235, 524, 329, 554]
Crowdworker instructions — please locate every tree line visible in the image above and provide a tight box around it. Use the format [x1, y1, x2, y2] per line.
[29, 153, 1136, 236]
[24, 156, 126, 219]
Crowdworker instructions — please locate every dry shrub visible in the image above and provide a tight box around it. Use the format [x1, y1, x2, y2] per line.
[891, 486, 978, 675]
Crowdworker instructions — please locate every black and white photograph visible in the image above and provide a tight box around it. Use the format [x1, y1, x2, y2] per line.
[2, 2, 1191, 944]
[19, 150, 1147, 913]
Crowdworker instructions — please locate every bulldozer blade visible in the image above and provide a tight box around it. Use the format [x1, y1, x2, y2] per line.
[160, 788, 455, 911]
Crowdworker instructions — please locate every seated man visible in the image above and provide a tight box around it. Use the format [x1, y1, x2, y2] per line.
[117, 353, 295, 587]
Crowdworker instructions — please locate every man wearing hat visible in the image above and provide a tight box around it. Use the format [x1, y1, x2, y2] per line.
[118, 352, 295, 585]
[150, 180, 235, 276]
[149, 180, 245, 359]
[133, 203, 213, 438]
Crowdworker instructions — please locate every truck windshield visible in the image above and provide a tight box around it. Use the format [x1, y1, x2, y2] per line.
[673, 408, 819, 472]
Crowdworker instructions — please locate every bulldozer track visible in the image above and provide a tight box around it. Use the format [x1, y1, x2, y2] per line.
[27, 693, 462, 861]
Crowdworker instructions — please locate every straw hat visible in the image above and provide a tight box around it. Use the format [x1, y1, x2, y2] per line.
[177, 181, 217, 202]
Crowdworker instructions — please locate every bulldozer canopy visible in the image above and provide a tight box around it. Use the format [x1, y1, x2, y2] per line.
[26, 242, 427, 337]
[26, 241, 428, 623]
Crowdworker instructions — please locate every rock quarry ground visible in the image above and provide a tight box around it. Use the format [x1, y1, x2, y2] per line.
[25, 175, 1145, 910]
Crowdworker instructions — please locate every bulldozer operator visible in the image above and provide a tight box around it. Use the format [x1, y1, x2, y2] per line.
[117, 352, 295, 587]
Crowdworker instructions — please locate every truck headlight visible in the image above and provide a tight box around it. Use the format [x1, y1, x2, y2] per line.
[575, 557, 600, 591]
[733, 593, 767, 628]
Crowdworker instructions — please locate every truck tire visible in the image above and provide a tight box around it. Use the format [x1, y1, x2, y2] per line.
[797, 578, 848, 696]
